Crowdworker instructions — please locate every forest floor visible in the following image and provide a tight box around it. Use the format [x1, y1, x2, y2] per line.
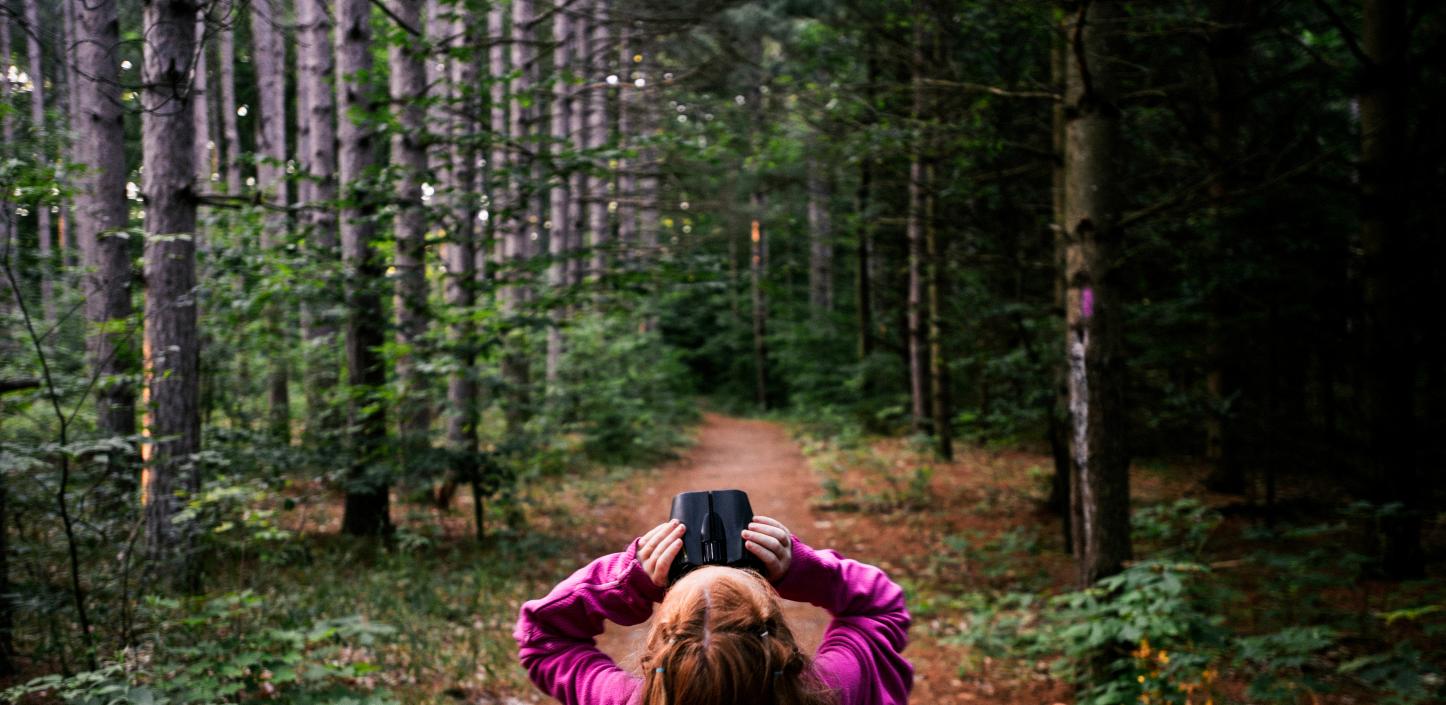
[508, 412, 1078, 705]
[32, 410, 1422, 704]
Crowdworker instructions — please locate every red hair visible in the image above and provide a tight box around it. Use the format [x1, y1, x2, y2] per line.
[639, 567, 834, 705]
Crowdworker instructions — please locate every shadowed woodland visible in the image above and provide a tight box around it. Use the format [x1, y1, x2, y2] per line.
[1, 0, 1444, 703]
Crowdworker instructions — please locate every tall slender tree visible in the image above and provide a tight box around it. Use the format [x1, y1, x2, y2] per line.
[73, 0, 137, 446]
[192, 10, 213, 193]
[1063, 0, 1131, 586]
[336, 0, 390, 535]
[140, 0, 202, 583]
[750, 195, 767, 409]
[251, 0, 291, 440]
[23, 0, 54, 322]
[391, 0, 430, 453]
[0, 5, 12, 673]
[806, 153, 833, 316]
[500, 0, 534, 433]
[439, 3, 481, 524]
[585, 0, 610, 279]
[905, 12, 929, 434]
[216, 2, 243, 195]
[1, 5, 14, 284]
[925, 162, 951, 459]
[297, 0, 340, 435]
[616, 28, 637, 261]
[545, 3, 571, 385]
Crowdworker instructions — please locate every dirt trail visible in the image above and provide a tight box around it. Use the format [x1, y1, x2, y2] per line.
[595, 413, 835, 668]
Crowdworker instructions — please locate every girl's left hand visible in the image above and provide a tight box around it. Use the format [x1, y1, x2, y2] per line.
[743, 515, 793, 581]
[638, 519, 686, 588]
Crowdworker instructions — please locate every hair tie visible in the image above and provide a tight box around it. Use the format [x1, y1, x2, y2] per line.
[655, 666, 665, 673]
[773, 670, 784, 677]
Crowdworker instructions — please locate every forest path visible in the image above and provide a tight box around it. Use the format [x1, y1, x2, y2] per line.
[594, 412, 835, 667]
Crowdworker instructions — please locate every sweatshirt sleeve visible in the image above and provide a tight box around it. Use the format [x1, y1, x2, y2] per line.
[513, 539, 662, 705]
[772, 536, 913, 705]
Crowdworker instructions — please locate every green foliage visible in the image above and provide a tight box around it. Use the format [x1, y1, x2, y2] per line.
[544, 311, 698, 464]
[4, 593, 397, 705]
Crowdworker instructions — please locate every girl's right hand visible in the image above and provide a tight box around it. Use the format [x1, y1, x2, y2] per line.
[638, 519, 686, 588]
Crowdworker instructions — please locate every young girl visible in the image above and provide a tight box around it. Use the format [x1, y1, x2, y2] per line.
[515, 515, 913, 705]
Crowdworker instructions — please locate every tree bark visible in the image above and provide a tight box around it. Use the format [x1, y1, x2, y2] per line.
[925, 162, 951, 459]
[500, 0, 534, 434]
[140, 0, 202, 586]
[0, 27, 9, 667]
[74, 0, 138, 446]
[586, 0, 610, 279]
[251, 0, 291, 441]
[1, 7, 15, 317]
[437, 4, 481, 518]
[23, 0, 55, 322]
[906, 25, 928, 434]
[392, 0, 431, 454]
[297, 0, 340, 436]
[807, 153, 834, 317]
[750, 193, 768, 410]
[566, 7, 586, 287]
[336, 0, 390, 535]
[192, 11, 213, 191]
[1046, 18, 1073, 551]
[0, 9, 13, 670]
[1063, 0, 1131, 587]
[217, 4, 243, 195]
[546, 5, 572, 386]
[1358, 0, 1420, 579]
[616, 27, 636, 261]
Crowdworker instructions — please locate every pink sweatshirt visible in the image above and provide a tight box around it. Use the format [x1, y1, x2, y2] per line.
[514, 535, 913, 705]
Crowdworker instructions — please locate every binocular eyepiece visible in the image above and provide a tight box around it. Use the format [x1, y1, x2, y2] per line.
[666, 489, 765, 583]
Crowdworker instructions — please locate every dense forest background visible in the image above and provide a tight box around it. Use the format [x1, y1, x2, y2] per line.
[1, 0, 1443, 703]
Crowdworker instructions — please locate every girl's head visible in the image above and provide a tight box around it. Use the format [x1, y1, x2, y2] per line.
[639, 566, 833, 705]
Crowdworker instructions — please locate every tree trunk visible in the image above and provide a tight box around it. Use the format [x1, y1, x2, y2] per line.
[566, 8, 586, 287]
[616, 27, 636, 262]
[500, 0, 533, 434]
[545, 6, 571, 386]
[1, 7, 14, 314]
[74, 0, 138, 448]
[192, 10, 213, 192]
[297, 0, 340, 437]
[251, 0, 291, 441]
[140, 0, 202, 586]
[906, 131, 928, 433]
[392, 0, 431, 454]
[336, 0, 389, 536]
[1046, 18, 1073, 551]
[217, 5, 243, 195]
[23, 0, 54, 322]
[1358, 0, 1420, 579]
[750, 193, 768, 410]
[855, 156, 873, 360]
[807, 153, 834, 316]
[586, 0, 610, 279]
[925, 162, 951, 459]
[0, 10, 14, 673]
[855, 47, 877, 361]
[1063, 0, 1131, 587]
[437, 6, 481, 520]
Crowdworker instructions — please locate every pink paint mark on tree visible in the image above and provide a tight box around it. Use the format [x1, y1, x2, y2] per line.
[1081, 286, 1095, 320]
